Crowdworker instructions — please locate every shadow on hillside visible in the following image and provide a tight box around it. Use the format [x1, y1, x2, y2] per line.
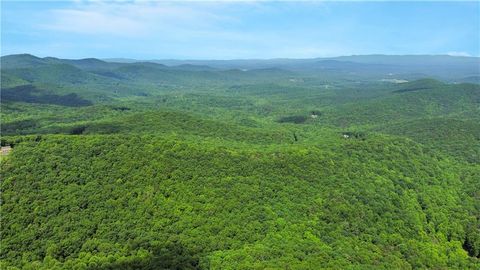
[1, 84, 92, 107]
[102, 242, 202, 270]
[1, 119, 39, 135]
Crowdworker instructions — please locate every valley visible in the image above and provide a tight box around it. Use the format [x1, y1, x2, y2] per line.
[1, 53, 479, 269]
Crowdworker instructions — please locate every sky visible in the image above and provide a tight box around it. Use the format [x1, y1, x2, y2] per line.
[1, 1, 479, 59]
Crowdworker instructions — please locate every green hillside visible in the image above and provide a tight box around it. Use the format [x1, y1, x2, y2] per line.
[2, 135, 479, 269]
[376, 118, 480, 163]
[1, 54, 479, 269]
[324, 80, 480, 127]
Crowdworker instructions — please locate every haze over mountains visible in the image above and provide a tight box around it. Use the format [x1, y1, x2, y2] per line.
[106, 54, 480, 81]
[3, 53, 479, 82]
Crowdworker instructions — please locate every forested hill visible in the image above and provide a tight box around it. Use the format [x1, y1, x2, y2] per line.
[3, 53, 480, 82]
[1, 54, 479, 269]
[2, 134, 479, 269]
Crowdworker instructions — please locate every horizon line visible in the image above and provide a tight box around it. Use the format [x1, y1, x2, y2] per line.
[2, 53, 480, 62]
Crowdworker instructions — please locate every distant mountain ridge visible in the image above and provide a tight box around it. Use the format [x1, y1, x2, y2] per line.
[2, 53, 479, 84]
[104, 54, 480, 70]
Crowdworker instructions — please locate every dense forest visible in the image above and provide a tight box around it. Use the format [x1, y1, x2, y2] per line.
[1, 54, 479, 269]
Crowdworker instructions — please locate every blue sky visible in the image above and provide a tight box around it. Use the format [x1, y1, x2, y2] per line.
[2, 1, 479, 59]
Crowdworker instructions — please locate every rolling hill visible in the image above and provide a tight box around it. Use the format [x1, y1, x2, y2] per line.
[1, 53, 479, 269]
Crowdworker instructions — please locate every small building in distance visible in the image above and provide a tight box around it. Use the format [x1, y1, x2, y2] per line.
[342, 131, 366, 140]
[1, 145, 12, 156]
[310, 110, 321, 119]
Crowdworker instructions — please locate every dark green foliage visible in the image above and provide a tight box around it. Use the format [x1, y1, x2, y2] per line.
[277, 115, 308, 124]
[1, 54, 479, 269]
[1, 135, 479, 269]
[111, 106, 131, 111]
[1, 119, 39, 134]
[69, 125, 87, 135]
[1, 85, 92, 107]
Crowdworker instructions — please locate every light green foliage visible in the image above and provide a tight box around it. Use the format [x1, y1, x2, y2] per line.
[1, 54, 479, 269]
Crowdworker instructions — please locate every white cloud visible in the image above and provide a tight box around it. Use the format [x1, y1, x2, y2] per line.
[40, 1, 235, 37]
[43, 9, 146, 37]
[446, 51, 472, 57]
